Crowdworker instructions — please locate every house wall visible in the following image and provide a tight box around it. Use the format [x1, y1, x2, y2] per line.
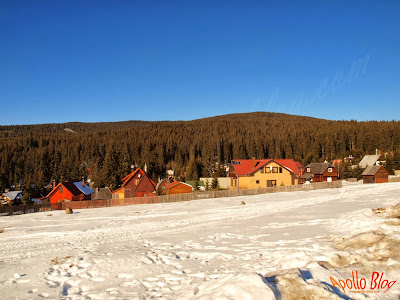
[374, 167, 389, 183]
[168, 183, 192, 195]
[49, 185, 76, 204]
[230, 162, 297, 189]
[322, 168, 338, 181]
[363, 175, 375, 184]
[134, 175, 156, 197]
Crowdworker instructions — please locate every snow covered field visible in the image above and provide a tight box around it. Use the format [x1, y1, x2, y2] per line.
[1, 182, 400, 299]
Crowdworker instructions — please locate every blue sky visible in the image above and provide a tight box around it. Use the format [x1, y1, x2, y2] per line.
[1, 1, 399, 125]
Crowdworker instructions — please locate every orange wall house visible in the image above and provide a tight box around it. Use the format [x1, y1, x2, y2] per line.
[228, 158, 302, 189]
[165, 181, 193, 194]
[112, 168, 156, 199]
[46, 181, 93, 205]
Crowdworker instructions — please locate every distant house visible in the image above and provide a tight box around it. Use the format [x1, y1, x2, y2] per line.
[344, 155, 354, 164]
[112, 168, 156, 199]
[300, 163, 338, 183]
[46, 181, 94, 205]
[332, 159, 343, 167]
[157, 179, 193, 195]
[359, 155, 381, 168]
[228, 158, 302, 189]
[1, 191, 23, 205]
[362, 165, 389, 184]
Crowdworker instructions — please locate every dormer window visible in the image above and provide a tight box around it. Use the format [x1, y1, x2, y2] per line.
[307, 168, 311, 173]
[328, 168, 332, 172]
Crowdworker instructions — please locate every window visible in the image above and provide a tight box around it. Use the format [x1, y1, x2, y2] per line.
[265, 167, 271, 173]
[328, 168, 332, 172]
[59, 186, 63, 193]
[279, 167, 283, 173]
[260, 168, 264, 173]
[307, 168, 311, 173]
[134, 179, 140, 185]
[162, 186, 165, 190]
[256, 180, 260, 184]
[272, 167, 278, 173]
[267, 180, 277, 187]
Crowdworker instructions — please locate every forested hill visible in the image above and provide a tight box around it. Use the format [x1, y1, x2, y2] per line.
[1, 112, 400, 194]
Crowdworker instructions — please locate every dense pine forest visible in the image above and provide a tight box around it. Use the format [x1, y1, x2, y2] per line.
[1, 112, 400, 197]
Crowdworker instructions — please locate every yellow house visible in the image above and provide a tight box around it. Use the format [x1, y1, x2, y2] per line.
[228, 158, 302, 190]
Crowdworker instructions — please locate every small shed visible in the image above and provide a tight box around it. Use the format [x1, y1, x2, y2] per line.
[165, 181, 193, 195]
[362, 165, 389, 184]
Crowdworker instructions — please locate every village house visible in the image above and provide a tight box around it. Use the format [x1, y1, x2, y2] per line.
[300, 163, 338, 183]
[359, 154, 381, 168]
[112, 168, 156, 199]
[362, 165, 389, 184]
[46, 180, 94, 205]
[228, 158, 302, 190]
[157, 179, 193, 195]
[1, 191, 23, 205]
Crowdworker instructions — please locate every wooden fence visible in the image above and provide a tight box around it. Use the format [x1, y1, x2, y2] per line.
[389, 177, 400, 183]
[60, 181, 342, 210]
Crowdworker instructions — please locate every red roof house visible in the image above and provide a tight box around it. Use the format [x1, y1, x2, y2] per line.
[46, 180, 94, 205]
[228, 158, 303, 189]
[112, 168, 156, 199]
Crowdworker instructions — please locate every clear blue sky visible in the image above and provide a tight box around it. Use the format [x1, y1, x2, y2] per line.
[1, 1, 399, 125]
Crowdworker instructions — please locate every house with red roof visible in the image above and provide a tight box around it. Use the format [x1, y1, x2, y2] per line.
[46, 180, 94, 205]
[112, 168, 156, 199]
[228, 158, 302, 189]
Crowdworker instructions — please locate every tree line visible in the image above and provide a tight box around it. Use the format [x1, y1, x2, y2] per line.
[1, 112, 400, 197]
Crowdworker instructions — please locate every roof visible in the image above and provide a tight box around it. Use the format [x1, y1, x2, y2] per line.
[304, 163, 334, 175]
[332, 159, 343, 166]
[301, 173, 314, 180]
[166, 181, 193, 189]
[3, 191, 22, 200]
[73, 181, 94, 195]
[362, 165, 388, 176]
[359, 155, 380, 168]
[112, 168, 156, 194]
[46, 181, 85, 198]
[230, 159, 301, 176]
[62, 181, 84, 196]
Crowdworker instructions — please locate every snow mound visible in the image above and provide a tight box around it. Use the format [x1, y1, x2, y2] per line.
[186, 273, 276, 300]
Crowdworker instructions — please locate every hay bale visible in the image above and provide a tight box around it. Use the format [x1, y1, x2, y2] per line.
[65, 207, 73, 214]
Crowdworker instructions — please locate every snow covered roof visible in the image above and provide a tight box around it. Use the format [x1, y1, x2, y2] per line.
[3, 191, 22, 200]
[73, 182, 94, 195]
[359, 155, 380, 168]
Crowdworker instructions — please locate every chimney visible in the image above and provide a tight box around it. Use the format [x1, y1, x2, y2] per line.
[53, 181, 56, 189]
[252, 157, 256, 167]
[144, 163, 148, 173]
[82, 178, 85, 187]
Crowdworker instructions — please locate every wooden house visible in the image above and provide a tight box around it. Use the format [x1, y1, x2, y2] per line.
[228, 158, 302, 190]
[362, 165, 389, 184]
[165, 181, 193, 194]
[46, 181, 94, 205]
[112, 168, 156, 199]
[156, 180, 193, 195]
[300, 163, 338, 183]
[1, 191, 23, 205]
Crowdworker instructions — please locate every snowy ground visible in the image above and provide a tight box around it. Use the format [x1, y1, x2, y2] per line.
[1, 182, 400, 299]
